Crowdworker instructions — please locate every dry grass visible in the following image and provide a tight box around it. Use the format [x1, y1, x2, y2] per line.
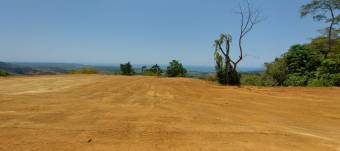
[0, 75, 340, 151]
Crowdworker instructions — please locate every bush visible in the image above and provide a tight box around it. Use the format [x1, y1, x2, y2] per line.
[261, 76, 278, 86]
[78, 68, 98, 74]
[308, 73, 340, 87]
[143, 70, 159, 76]
[143, 64, 162, 76]
[67, 68, 98, 74]
[332, 73, 340, 86]
[68, 69, 78, 74]
[283, 74, 308, 86]
[207, 73, 216, 81]
[0, 69, 9, 76]
[166, 60, 187, 77]
[241, 74, 262, 86]
[308, 79, 331, 87]
[120, 62, 135, 75]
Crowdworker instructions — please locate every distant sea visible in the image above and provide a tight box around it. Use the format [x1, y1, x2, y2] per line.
[11, 62, 265, 73]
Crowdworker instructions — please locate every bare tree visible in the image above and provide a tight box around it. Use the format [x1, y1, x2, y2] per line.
[214, 1, 262, 85]
[235, 1, 262, 69]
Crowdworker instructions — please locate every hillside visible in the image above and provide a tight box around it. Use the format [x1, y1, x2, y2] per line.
[0, 75, 340, 151]
[0, 62, 67, 75]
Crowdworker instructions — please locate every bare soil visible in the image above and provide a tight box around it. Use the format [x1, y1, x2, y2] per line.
[0, 75, 340, 151]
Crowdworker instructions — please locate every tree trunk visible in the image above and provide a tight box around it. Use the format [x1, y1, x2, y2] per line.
[327, 7, 335, 58]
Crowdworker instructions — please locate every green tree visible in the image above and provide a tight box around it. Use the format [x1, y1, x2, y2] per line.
[120, 62, 135, 75]
[283, 44, 321, 75]
[166, 60, 187, 77]
[263, 58, 288, 86]
[301, 0, 340, 57]
[262, 36, 339, 87]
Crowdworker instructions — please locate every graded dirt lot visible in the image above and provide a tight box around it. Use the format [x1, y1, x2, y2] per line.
[0, 75, 340, 151]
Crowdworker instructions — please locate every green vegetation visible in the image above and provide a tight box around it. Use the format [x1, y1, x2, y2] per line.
[241, 36, 340, 87]
[79, 68, 98, 74]
[166, 60, 187, 77]
[214, 34, 241, 85]
[120, 62, 135, 75]
[239, 0, 340, 87]
[0, 69, 9, 76]
[143, 64, 163, 76]
[68, 68, 99, 74]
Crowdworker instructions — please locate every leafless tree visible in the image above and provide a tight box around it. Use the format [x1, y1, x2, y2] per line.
[235, 0, 262, 69]
[214, 0, 262, 85]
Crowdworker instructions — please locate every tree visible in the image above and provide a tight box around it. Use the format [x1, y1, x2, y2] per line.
[264, 58, 287, 86]
[166, 60, 187, 77]
[149, 64, 162, 75]
[283, 44, 321, 75]
[214, 1, 261, 85]
[120, 62, 135, 75]
[260, 35, 339, 87]
[301, 0, 340, 57]
[143, 64, 163, 76]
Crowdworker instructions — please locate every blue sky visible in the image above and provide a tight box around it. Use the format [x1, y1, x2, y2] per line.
[0, 0, 324, 68]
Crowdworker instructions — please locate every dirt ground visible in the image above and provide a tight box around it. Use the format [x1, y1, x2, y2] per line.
[0, 75, 339, 151]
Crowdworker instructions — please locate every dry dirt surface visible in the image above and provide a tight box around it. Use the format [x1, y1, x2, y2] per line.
[0, 75, 340, 151]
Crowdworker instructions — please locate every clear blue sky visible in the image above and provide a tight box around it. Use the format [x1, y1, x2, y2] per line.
[0, 0, 324, 68]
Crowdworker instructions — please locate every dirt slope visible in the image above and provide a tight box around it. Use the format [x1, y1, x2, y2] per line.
[0, 75, 340, 151]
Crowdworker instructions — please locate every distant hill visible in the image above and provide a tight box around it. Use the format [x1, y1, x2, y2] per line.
[0, 61, 264, 76]
[0, 62, 121, 75]
[0, 62, 67, 75]
[14, 62, 86, 70]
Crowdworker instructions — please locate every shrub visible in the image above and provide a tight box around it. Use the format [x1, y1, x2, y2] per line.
[0, 69, 9, 76]
[78, 68, 98, 74]
[207, 73, 216, 81]
[241, 74, 262, 86]
[143, 70, 159, 76]
[166, 60, 187, 77]
[120, 62, 135, 75]
[143, 64, 162, 76]
[68, 69, 78, 74]
[308, 73, 340, 87]
[308, 79, 331, 87]
[331, 73, 340, 86]
[283, 74, 308, 86]
[261, 76, 278, 86]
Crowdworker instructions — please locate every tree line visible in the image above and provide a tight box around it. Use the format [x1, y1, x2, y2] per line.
[215, 0, 339, 87]
[120, 60, 187, 77]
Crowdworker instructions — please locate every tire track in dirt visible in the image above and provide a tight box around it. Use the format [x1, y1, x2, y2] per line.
[0, 75, 340, 151]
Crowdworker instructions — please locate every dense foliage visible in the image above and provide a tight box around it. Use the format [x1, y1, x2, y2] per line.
[166, 60, 187, 77]
[242, 36, 340, 87]
[120, 62, 135, 75]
